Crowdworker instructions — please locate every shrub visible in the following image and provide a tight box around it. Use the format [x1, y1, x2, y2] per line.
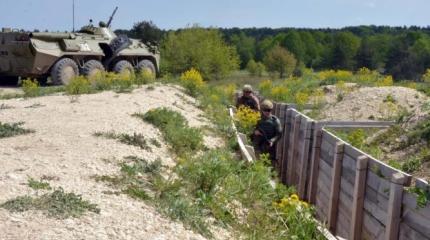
[295, 91, 309, 108]
[136, 69, 156, 85]
[270, 86, 289, 102]
[423, 68, 430, 83]
[90, 72, 115, 90]
[234, 106, 261, 133]
[0, 122, 34, 138]
[247, 59, 266, 77]
[112, 72, 134, 93]
[28, 178, 51, 190]
[258, 79, 273, 97]
[378, 76, 394, 87]
[318, 70, 353, 85]
[0, 188, 100, 219]
[180, 68, 205, 96]
[22, 79, 40, 98]
[66, 76, 91, 95]
[134, 108, 203, 156]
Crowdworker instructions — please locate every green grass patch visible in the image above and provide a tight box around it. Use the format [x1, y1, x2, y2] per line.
[0, 122, 35, 138]
[133, 108, 203, 156]
[28, 178, 51, 190]
[0, 188, 100, 219]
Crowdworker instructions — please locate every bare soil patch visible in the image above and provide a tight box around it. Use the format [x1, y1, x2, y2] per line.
[0, 85, 224, 240]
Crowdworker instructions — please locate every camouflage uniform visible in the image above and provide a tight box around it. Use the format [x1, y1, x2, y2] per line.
[236, 84, 260, 111]
[252, 100, 282, 162]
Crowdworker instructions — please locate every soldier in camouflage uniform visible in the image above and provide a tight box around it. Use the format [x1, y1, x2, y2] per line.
[236, 84, 260, 111]
[252, 100, 282, 163]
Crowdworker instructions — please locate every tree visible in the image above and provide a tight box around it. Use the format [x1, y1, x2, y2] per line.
[130, 21, 163, 48]
[263, 45, 297, 78]
[229, 32, 256, 68]
[281, 30, 305, 64]
[330, 32, 360, 70]
[246, 59, 265, 77]
[161, 26, 239, 80]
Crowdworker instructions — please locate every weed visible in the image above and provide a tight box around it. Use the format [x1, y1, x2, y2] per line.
[383, 94, 397, 104]
[21, 79, 41, 98]
[408, 187, 430, 208]
[136, 69, 156, 85]
[28, 178, 51, 190]
[234, 106, 261, 133]
[0, 188, 100, 219]
[66, 76, 92, 95]
[180, 68, 206, 97]
[0, 122, 34, 138]
[401, 157, 422, 173]
[134, 108, 203, 156]
[94, 131, 151, 151]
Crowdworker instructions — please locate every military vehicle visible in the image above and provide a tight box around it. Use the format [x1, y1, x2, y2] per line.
[0, 7, 160, 85]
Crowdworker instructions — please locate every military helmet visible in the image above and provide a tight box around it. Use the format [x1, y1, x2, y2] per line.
[243, 84, 253, 92]
[261, 100, 274, 110]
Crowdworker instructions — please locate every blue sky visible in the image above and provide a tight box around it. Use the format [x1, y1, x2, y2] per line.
[1, 0, 429, 31]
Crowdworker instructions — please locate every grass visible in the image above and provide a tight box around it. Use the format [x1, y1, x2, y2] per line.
[0, 122, 35, 138]
[28, 178, 51, 190]
[93, 131, 152, 151]
[0, 188, 100, 219]
[133, 108, 203, 157]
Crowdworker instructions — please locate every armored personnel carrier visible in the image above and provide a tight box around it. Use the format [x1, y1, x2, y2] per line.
[0, 8, 160, 85]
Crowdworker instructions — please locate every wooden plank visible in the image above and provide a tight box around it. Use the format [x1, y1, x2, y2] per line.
[335, 212, 350, 239]
[341, 165, 356, 185]
[340, 178, 354, 200]
[385, 172, 408, 240]
[238, 133, 248, 145]
[363, 196, 388, 225]
[362, 210, 386, 240]
[345, 144, 412, 185]
[319, 158, 333, 182]
[415, 178, 429, 190]
[402, 191, 430, 217]
[366, 170, 391, 200]
[298, 119, 314, 199]
[280, 108, 293, 183]
[320, 142, 335, 167]
[322, 129, 342, 146]
[350, 156, 369, 240]
[275, 104, 287, 167]
[319, 120, 395, 128]
[343, 153, 357, 172]
[244, 145, 257, 161]
[318, 171, 332, 200]
[402, 207, 430, 237]
[399, 222, 430, 240]
[328, 142, 345, 232]
[308, 125, 323, 204]
[286, 114, 301, 185]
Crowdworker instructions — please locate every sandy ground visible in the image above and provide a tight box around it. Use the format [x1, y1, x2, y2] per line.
[318, 86, 428, 121]
[0, 85, 225, 240]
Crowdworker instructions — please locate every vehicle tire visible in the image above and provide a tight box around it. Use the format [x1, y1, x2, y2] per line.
[136, 59, 156, 75]
[82, 60, 105, 77]
[113, 60, 134, 75]
[51, 58, 79, 85]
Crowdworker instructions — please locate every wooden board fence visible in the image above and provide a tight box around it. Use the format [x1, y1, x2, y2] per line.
[231, 102, 429, 240]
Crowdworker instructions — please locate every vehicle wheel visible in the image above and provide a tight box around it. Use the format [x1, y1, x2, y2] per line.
[51, 58, 79, 85]
[37, 76, 48, 86]
[137, 59, 156, 75]
[82, 60, 105, 78]
[113, 60, 134, 75]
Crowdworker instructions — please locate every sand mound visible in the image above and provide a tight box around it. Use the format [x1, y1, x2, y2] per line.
[0, 84, 225, 240]
[319, 86, 428, 122]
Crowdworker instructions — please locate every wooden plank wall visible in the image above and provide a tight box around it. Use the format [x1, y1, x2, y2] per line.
[269, 104, 429, 240]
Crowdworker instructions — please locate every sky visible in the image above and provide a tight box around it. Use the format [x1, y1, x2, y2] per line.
[1, 0, 429, 31]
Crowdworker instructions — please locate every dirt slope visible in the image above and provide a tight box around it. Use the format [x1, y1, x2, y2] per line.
[319, 86, 428, 121]
[0, 85, 224, 240]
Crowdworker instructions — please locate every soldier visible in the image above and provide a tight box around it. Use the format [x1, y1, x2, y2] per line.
[236, 84, 260, 111]
[252, 100, 282, 163]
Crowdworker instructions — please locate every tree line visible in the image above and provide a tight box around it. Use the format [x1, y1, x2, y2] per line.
[116, 22, 430, 80]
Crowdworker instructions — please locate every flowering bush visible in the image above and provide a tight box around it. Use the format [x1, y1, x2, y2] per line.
[318, 70, 353, 85]
[273, 193, 323, 240]
[180, 68, 205, 96]
[235, 106, 261, 133]
[21, 79, 40, 98]
[377, 76, 394, 87]
[258, 79, 273, 97]
[270, 86, 289, 102]
[295, 91, 309, 108]
[423, 69, 430, 83]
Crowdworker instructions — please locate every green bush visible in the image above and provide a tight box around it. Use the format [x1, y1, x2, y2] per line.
[0, 122, 34, 138]
[1, 188, 100, 219]
[66, 76, 92, 95]
[134, 108, 203, 156]
[22, 79, 41, 98]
